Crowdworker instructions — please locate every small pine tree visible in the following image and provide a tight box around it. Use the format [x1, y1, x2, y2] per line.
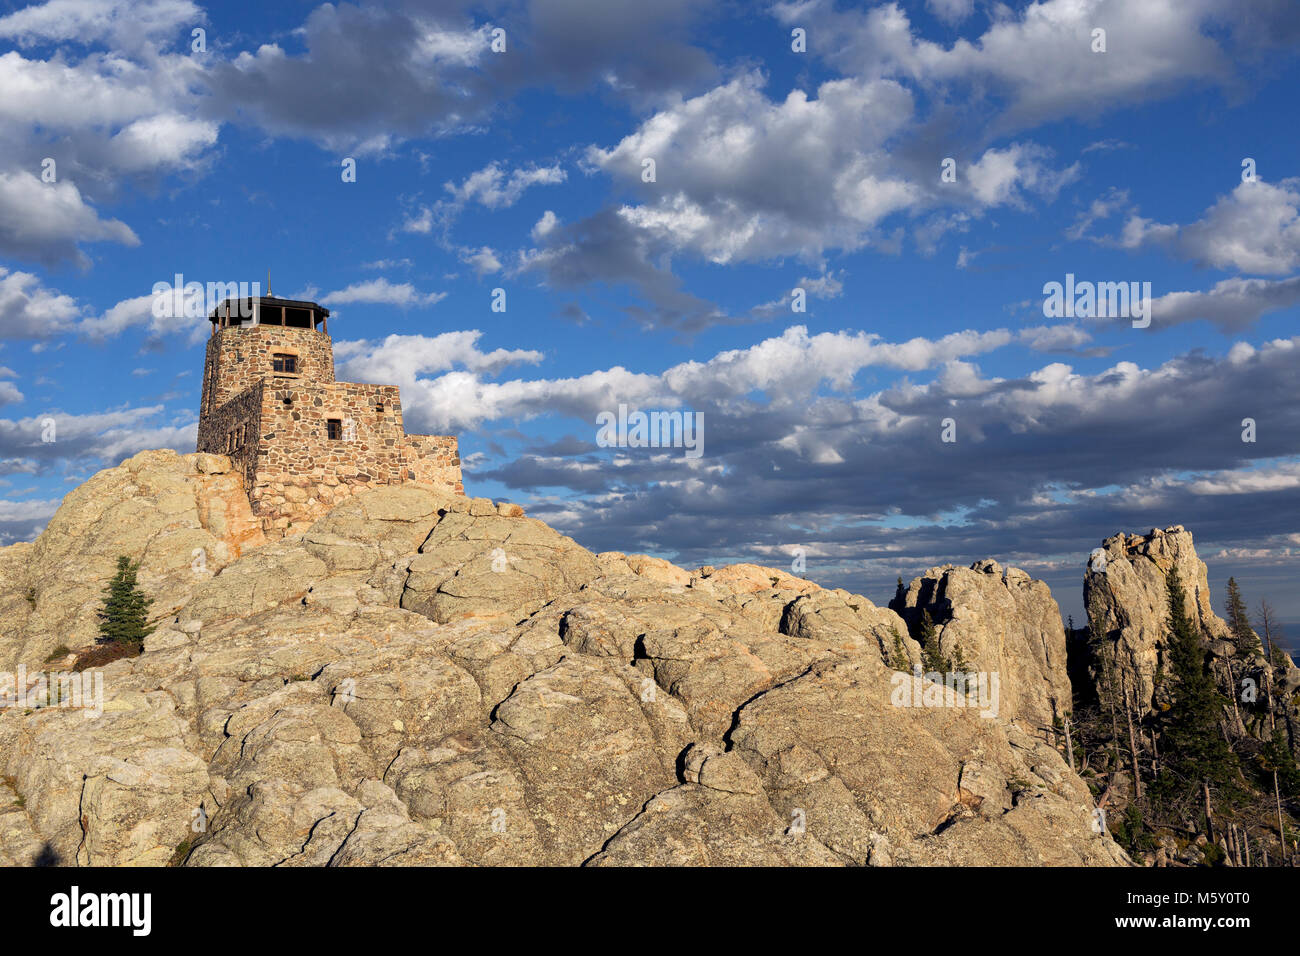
[1114, 802, 1156, 855]
[890, 628, 911, 673]
[1224, 578, 1261, 656]
[919, 610, 946, 673]
[96, 555, 155, 645]
[1262, 727, 1300, 799]
[1154, 564, 1239, 808]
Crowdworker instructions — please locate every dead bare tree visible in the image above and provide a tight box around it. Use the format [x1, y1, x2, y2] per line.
[1276, 766, 1287, 863]
[1257, 599, 1278, 662]
[1064, 714, 1075, 772]
[1204, 780, 1215, 844]
[1122, 672, 1142, 802]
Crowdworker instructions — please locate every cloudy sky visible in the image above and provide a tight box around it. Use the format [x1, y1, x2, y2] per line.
[2, 0, 1299, 629]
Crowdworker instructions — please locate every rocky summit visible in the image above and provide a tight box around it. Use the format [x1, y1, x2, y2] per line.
[892, 559, 1073, 732]
[0, 451, 1132, 866]
[1084, 525, 1300, 717]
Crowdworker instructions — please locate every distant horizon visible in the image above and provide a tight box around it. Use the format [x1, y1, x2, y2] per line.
[13, 452, 1297, 657]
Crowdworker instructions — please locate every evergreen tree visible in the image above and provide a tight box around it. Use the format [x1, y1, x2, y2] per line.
[1114, 802, 1156, 855]
[1261, 727, 1300, 799]
[96, 555, 155, 645]
[1224, 577, 1260, 656]
[890, 628, 911, 673]
[1086, 587, 1123, 763]
[919, 610, 946, 673]
[1155, 564, 1238, 808]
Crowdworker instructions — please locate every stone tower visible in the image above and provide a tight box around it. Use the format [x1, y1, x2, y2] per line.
[196, 294, 463, 535]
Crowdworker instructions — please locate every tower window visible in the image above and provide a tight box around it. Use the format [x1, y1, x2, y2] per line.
[326, 419, 342, 440]
[272, 353, 297, 373]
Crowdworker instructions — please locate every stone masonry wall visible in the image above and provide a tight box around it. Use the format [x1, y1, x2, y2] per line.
[201, 325, 335, 414]
[246, 382, 462, 533]
[196, 380, 263, 494]
[404, 434, 464, 495]
[198, 323, 462, 535]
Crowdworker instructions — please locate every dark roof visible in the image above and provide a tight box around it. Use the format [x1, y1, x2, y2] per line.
[208, 295, 330, 321]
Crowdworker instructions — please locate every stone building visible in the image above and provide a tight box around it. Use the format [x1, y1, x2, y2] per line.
[196, 294, 463, 534]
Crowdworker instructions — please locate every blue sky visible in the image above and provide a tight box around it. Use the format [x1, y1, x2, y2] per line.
[2, 0, 1299, 632]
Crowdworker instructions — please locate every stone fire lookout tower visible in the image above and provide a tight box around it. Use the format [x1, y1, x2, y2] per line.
[196, 294, 463, 535]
